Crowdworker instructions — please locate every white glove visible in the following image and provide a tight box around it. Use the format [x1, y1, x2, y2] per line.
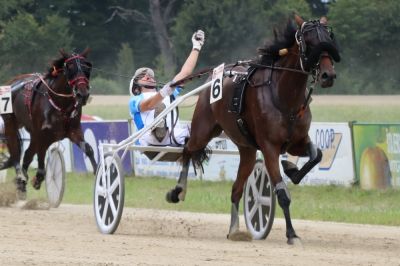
[159, 82, 175, 98]
[192, 30, 205, 51]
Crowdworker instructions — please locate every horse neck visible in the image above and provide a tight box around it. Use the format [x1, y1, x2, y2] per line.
[46, 75, 74, 107]
[274, 48, 309, 112]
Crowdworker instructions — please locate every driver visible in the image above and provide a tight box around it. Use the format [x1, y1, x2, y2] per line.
[128, 30, 205, 146]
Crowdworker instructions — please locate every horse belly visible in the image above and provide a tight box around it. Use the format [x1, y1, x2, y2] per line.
[210, 93, 254, 147]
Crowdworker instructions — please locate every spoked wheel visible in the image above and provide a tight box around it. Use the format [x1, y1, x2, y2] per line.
[45, 146, 66, 208]
[93, 153, 124, 234]
[243, 159, 276, 240]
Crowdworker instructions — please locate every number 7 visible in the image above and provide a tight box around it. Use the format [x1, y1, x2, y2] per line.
[2, 97, 9, 112]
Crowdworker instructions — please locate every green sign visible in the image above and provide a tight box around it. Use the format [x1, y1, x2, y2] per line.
[352, 123, 400, 189]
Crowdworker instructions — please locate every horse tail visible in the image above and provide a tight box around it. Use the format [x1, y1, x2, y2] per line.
[188, 145, 212, 173]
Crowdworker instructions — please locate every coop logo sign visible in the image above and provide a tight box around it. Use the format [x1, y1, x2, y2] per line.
[283, 122, 355, 186]
[315, 129, 342, 169]
[286, 128, 342, 170]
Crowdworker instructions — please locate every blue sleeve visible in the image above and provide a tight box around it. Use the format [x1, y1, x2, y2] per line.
[173, 86, 182, 98]
[170, 79, 182, 97]
[129, 95, 143, 116]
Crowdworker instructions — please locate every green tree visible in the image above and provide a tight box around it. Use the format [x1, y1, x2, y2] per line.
[172, 0, 310, 68]
[328, 0, 400, 94]
[0, 0, 32, 20]
[115, 42, 135, 93]
[0, 12, 72, 81]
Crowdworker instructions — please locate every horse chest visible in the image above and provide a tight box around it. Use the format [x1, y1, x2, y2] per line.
[279, 115, 310, 143]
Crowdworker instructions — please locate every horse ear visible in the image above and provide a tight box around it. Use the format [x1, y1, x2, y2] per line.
[81, 47, 91, 57]
[294, 14, 304, 27]
[320, 16, 328, 25]
[59, 48, 69, 58]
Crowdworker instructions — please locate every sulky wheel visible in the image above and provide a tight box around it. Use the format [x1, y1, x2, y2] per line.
[45, 146, 66, 208]
[243, 159, 276, 240]
[93, 153, 124, 234]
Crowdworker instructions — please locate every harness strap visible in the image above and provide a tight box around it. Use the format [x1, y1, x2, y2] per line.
[36, 74, 74, 98]
[36, 74, 77, 117]
[232, 67, 260, 149]
[249, 62, 309, 75]
[169, 95, 181, 146]
[23, 81, 37, 119]
[48, 98, 63, 112]
[297, 86, 313, 119]
[236, 118, 259, 149]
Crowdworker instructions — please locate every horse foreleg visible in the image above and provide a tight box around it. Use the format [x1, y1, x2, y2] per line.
[275, 180, 299, 244]
[69, 130, 97, 174]
[13, 162, 27, 199]
[281, 139, 322, 184]
[22, 140, 38, 181]
[227, 147, 255, 241]
[78, 141, 97, 174]
[166, 147, 190, 203]
[262, 143, 300, 245]
[31, 145, 47, 190]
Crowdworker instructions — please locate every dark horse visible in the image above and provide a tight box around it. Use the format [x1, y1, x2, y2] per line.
[1, 49, 97, 198]
[166, 14, 340, 244]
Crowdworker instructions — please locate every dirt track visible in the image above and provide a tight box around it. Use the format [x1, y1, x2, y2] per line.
[0, 204, 399, 265]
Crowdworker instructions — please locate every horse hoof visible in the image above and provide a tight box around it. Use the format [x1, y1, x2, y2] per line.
[14, 179, 27, 200]
[281, 160, 298, 178]
[287, 236, 302, 246]
[227, 231, 253, 242]
[33, 182, 41, 190]
[165, 186, 183, 203]
[31, 176, 43, 190]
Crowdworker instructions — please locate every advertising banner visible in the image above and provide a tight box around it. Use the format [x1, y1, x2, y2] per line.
[72, 121, 132, 174]
[132, 135, 239, 181]
[280, 122, 355, 186]
[133, 122, 355, 186]
[352, 123, 400, 189]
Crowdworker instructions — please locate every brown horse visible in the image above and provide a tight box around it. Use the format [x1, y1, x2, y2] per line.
[1, 49, 97, 198]
[166, 14, 340, 244]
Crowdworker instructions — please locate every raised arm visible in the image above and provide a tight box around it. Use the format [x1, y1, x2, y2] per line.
[173, 30, 205, 82]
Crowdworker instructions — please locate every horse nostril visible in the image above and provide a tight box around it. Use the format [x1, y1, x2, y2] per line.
[321, 72, 337, 81]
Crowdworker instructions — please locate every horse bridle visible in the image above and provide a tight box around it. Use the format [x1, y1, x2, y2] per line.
[45, 54, 91, 99]
[34, 54, 92, 118]
[295, 20, 335, 73]
[63, 54, 91, 96]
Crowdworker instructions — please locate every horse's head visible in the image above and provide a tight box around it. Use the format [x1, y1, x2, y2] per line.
[59, 48, 92, 105]
[294, 15, 341, 88]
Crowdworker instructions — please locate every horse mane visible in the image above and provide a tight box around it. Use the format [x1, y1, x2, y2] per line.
[257, 19, 297, 64]
[44, 56, 66, 79]
[5, 74, 36, 85]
